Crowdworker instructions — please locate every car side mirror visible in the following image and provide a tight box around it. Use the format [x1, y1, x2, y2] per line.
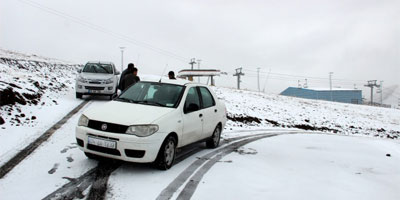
[185, 103, 199, 113]
[115, 71, 121, 75]
[77, 69, 82, 73]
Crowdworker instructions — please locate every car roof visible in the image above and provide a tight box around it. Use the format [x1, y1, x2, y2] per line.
[86, 61, 115, 65]
[140, 76, 207, 87]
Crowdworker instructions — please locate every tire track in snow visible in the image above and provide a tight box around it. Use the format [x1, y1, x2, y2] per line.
[0, 100, 90, 179]
[175, 134, 278, 200]
[156, 132, 282, 200]
[42, 132, 284, 200]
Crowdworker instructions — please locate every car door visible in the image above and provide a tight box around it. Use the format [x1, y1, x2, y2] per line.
[181, 87, 203, 146]
[198, 86, 218, 139]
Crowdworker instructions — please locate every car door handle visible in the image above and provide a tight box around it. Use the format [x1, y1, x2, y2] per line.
[214, 109, 218, 113]
[199, 114, 203, 118]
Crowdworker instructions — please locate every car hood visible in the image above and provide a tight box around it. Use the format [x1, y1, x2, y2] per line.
[79, 73, 114, 80]
[83, 101, 175, 126]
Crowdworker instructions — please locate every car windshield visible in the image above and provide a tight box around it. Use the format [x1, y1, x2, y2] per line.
[83, 63, 113, 74]
[116, 82, 185, 108]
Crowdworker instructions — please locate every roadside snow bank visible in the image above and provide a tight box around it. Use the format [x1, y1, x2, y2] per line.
[0, 49, 83, 165]
[214, 87, 400, 139]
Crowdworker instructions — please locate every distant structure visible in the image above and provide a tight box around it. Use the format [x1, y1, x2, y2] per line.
[178, 69, 221, 86]
[280, 87, 363, 104]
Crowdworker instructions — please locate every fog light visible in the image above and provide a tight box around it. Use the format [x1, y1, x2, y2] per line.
[78, 85, 83, 89]
[108, 87, 113, 90]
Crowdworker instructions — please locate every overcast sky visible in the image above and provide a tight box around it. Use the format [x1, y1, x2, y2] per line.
[1, 0, 399, 104]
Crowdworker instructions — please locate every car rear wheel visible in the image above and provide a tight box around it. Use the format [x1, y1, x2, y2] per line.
[206, 125, 221, 148]
[76, 92, 83, 99]
[154, 136, 177, 170]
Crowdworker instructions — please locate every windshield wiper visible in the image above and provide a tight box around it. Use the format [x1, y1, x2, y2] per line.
[134, 100, 167, 107]
[116, 97, 134, 103]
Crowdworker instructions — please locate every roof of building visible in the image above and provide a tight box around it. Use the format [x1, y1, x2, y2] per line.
[178, 69, 221, 77]
[290, 87, 361, 91]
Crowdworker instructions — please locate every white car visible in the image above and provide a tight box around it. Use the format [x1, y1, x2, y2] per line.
[75, 79, 227, 169]
[75, 61, 120, 100]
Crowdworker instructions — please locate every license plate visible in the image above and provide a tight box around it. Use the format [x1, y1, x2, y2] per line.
[88, 90, 100, 93]
[88, 136, 116, 149]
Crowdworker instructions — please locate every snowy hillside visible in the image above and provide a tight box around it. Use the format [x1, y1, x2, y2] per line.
[0, 49, 81, 127]
[215, 87, 400, 139]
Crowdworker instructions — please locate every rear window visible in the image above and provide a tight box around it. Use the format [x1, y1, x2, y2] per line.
[83, 63, 113, 74]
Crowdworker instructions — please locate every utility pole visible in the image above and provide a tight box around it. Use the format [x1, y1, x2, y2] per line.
[304, 78, 308, 88]
[364, 80, 380, 105]
[197, 59, 201, 83]
[376, 81, 383, 105]
[329, 72, 333, 101]
[189, 58, 196, 70]
[257, 67, 260, 92]
[119, 47, 125, 73]
[233, 67, 244, 89]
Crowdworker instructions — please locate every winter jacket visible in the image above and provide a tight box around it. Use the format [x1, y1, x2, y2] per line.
[118, 68, 130, 90]
[121, 74, 140, 91]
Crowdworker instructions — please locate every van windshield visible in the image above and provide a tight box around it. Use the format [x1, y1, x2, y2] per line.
[116, 82, 185, 108]
[83, 63, 113, 74]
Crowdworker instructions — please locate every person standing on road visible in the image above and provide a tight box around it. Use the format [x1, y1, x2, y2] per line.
[168, 71, 176, 79]
[121, 67, 140, 90]
[118, 63, 134, 91]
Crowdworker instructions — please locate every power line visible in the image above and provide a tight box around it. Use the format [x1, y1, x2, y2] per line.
[18, 0, 189, 63]
[242, 68, 367, 83]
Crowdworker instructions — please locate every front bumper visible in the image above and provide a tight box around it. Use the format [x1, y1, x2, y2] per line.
[75, 81, 116, 95]
[76, 126, 166, 163]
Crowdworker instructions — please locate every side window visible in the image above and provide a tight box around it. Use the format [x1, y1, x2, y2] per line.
[184, 87, 201, 113]
[199, 87, 215, 108]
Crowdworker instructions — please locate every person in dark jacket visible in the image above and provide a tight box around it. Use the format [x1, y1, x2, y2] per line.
[118, 63, 134, 91]
[121, 67, 140, 90]
[168, 71, 176, 79]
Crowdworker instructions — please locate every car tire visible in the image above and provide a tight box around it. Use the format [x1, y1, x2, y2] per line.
[154, 136, 177, 170]
[76, 92, 83, 99]
[84, 152, 97, 159]
[206, 125, 221, 148]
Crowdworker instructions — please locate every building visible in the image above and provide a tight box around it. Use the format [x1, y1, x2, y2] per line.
[280, 87, 363, 104]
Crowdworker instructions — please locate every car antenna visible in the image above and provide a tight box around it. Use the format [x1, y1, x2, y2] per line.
[159, 64, 168, 83]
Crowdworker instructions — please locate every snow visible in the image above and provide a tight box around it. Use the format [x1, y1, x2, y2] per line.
[1, 49, 399, 200]
[0, 101, 100, 199]
[0, 49, 83, 166]
[215, 87, 400, 139]
[192, 134, 400, 200]
[306, 87, 360, 91]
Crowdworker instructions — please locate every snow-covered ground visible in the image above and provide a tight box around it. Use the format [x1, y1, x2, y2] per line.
[1, 49, 400, 200]
[193, 134, 400, 200]
[0, 49, 83, 166]
[215, 87, 400, 139]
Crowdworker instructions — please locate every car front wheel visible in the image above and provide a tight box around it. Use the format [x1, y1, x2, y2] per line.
[76, 92, 83, 99]
[154, 136, 177, 170]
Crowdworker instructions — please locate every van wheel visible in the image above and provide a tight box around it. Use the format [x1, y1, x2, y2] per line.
[154, 136, 177, 170]
[76, 92, 83, 99]
[206, 125, 221, 148]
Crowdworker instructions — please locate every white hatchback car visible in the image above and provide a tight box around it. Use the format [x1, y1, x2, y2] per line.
[75, 61, 120, 100]
[76, 79, 227, 169]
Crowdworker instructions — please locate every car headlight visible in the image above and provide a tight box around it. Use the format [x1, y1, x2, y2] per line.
[77, 76, 86, 83]
[105, 78, 114, 84]
[126, 125, 159, 137]
[78, 115, 89, 127]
